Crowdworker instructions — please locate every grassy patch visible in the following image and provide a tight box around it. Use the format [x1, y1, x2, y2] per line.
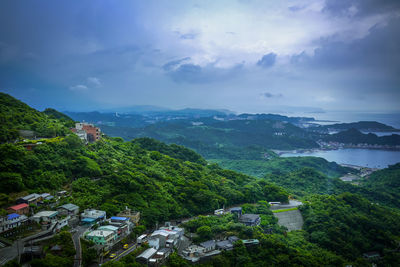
[272, 207, 298, 213]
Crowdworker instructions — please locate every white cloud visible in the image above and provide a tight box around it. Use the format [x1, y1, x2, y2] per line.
[87, 77, 102, 87]
[316, 96, 335, 103]
[69, 84, 88, 91]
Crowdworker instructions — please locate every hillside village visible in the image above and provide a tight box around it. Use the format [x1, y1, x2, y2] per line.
[0, 188, 276, 266]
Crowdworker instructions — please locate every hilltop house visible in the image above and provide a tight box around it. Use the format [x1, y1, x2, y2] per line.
[0, 213, 29, 233]
[239, 214, 260, 226]
[71, 122, 101, 143]
[16, 193, 41, 205]
[7, 203, 29, 215]
[32, 211, 59, 224]
[57, 203, 79, 216]
[200, 240, 216, 252]
[117, 207, 140, 225]
[81, 209, 106, 224]
[216, 240, 234, 251]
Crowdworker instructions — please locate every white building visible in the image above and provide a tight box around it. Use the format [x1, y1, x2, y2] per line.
[0, 213, 28, 233]
[32, 211, 58, 223]
[85, 230, 116, 246]
[81, 209, 106, 224]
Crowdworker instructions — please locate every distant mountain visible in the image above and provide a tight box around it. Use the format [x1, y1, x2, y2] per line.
[310, 121, 399, 133]
[64, 111, 147, 128]
[324, 128, 400, 146]
[212, 156, 352, 178]
[99, 118, 319, 159]
[99, 105, 171, 114]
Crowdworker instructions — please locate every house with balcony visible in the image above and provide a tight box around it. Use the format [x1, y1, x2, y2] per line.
[85, 230, 116, 246]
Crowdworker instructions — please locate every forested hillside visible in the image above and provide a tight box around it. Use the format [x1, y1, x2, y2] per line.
[1, 94, 400, 266]
[360, 163, 400, 206]
[311, 121, 399, 132]
[324, 128, 400, 146]
[210, 156, 351, 178]
[301, 193, 400, 264]
[0, 134, 289, 225]
[100, 119, 318, 160]
[0, 93, 74, 142]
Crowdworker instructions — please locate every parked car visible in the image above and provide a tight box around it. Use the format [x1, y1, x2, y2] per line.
[109, 253, 117, 259]
[123, 244, 129, 249]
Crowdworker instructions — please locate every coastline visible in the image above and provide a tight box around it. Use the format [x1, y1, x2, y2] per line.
[273, 146, 400, 156]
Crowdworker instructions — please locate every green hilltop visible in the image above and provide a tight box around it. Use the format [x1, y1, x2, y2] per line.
[0, 93, 74, 143]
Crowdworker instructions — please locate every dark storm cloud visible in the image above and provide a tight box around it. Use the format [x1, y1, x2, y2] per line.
[165, 62, 244, 84]
[291, 17, 400, 74]
[0, 0, 399, 113]
[257, 53, 277, 68]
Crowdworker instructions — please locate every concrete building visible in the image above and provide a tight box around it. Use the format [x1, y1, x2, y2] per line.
[200, 240, 216, 252]
[159, 225, 184, 238]
[40, 193, 53, 200]
[7, 203, 29, 215]
[57, 203, 79, 216]
[81, 209, 106, 224]
[183, 245, 205, 258]
[32, 211, 59, 223]
[98, 225, 119, 238]
[242, 239, 260, 246]
[16, 193, 41, 205]
[85, 230, 116, 246]
[0, 213, 29, 233]
[216, 240, 234, 251]
[109, 216, 132, 236]
[239, 214, 260, 226]
[55, 216, 71, 231]
[228, 236, 240, 243]
[150, 248, 172, 265]
[137, 234, 147, 244]
[72, 122, 101, 142]
[117, 208, 140, 225]
[136, 248, 157, 265]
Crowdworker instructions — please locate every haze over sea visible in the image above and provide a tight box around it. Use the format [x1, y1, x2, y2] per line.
[309, 112, 400, 129]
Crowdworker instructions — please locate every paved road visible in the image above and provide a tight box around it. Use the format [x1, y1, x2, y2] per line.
[72, 225, 90, 267]
[0, 224, 58, 266]
[0, 239, 23, 265]
[101, 242, 138, 264]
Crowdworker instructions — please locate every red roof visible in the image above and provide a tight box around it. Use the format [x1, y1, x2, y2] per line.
[9, 203, 29, 210]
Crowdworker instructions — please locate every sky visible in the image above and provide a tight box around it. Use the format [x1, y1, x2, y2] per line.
[0, 0, 399, 116]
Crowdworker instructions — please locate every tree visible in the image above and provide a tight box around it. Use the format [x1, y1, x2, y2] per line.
[196, 225, 212, 241]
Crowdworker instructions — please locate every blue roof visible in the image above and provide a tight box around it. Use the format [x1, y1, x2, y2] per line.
[110, 216, 128, 221]
[7, 213, 20, 220]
